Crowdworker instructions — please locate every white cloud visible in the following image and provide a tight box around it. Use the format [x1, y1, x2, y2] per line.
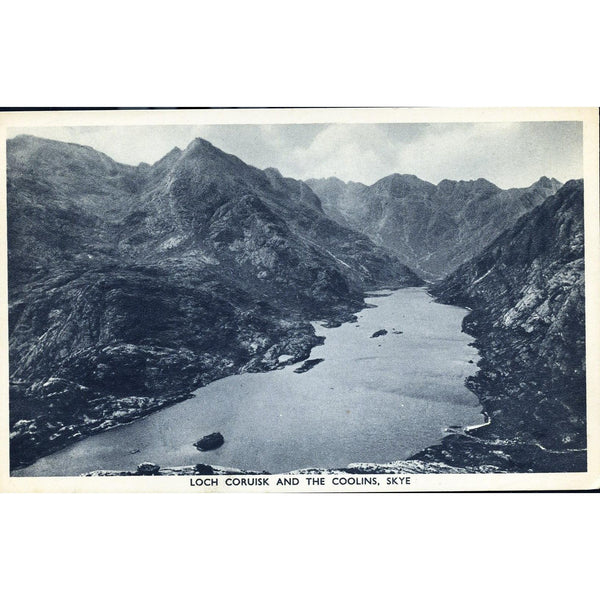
[8, 120, 582, 189]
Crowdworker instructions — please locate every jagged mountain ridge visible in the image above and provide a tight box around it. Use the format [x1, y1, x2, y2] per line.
[306, 173, 562, 280]
[8, 133, 581, 476]
[417, 180, 586, 472]
[9, 136, 418, 298]
[8, 135, 421, 470]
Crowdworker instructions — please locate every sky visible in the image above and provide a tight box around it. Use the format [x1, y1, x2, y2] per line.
[9, 121, 583, 189]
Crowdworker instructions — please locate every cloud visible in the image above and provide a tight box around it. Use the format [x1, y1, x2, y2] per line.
[292, 124, 400, 182]
[391, 122, 582, 187]
[286, 121, 582, 187]
[8, 120, 582, 189]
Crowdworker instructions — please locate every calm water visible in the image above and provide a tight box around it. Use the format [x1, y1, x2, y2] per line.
[15, 287, 484, 476]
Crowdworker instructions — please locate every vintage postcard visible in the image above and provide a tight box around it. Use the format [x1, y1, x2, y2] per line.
[0, 107, 597, 492]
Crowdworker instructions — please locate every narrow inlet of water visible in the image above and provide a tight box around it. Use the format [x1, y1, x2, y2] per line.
[15, 287, 484, 476]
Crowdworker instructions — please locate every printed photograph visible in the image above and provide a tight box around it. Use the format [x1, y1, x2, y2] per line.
[4, 114, 589, 481]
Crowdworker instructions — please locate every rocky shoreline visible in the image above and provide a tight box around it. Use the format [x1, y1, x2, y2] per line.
[417, 181, 587, 473]
[407, 305, 587, 473]
[10, 299, 369, 473]
[18, 286, 517, 478]
[84, 459, 501, 477]
[19, 276, 582, 477]
[83, 188, 589, 479]
[8, 134, 421, 472]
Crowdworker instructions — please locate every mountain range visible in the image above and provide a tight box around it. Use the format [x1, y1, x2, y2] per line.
[7, 134, 585, 474]
[306, 174, 562, 280]
[414, 179, 586, 472]
[7, 135, 420, 469]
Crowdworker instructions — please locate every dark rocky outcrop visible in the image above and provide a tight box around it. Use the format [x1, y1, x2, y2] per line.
[194, 463, 216, 475]
[307, 174, 562, 280]
[136, 462, 161, 475]
[371, 329, 388, 338]
[194, 432, 225, 451]
[419, 180, 586, 472]
[8, 135, 421, 471]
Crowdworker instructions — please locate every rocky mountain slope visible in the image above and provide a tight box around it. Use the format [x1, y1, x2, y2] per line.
[306, 174, 562, 280]
[418, 180, 586, 472]
[8, 135, 421, 470]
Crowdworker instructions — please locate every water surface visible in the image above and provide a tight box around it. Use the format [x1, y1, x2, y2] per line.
[16, 287, 483, 476]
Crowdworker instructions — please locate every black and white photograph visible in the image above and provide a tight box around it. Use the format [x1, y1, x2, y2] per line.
[1, 107, 597, 491]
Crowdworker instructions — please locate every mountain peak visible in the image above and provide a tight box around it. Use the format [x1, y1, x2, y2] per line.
[9, 134, 107, 159]
[7, 134, 126, 177]
[529, 176, 562, 191]
[264, 167, 283, 178]
[474, 177, 498, 187]
[179, 137, 253, 171]
[173, 136, 264, 184]
[305, 176, 349, 191]
[372, 173, 435, 193]
[437, 177, 500, 194]
[183, 137, 222, 156]
[388, 173, 425, 183]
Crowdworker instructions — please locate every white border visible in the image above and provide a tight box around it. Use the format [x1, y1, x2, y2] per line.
[1, 107, 597, 492]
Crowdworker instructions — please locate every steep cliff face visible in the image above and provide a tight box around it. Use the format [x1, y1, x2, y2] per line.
[307, 174, 562, 280]
[8, 135, 421, 470]
[420, 180, 586, 472]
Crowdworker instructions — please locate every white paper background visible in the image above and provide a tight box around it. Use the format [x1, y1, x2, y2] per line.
[1, 2, 598, 599]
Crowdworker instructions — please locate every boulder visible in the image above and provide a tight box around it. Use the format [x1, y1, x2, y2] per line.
[371, 329, 388, 338]
[136, 462, 160, 475]
[194, 463, 216, 475]
[194, 432, 225, 451]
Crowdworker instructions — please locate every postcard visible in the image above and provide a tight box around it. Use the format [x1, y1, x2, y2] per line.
[1, 107, 597, 492]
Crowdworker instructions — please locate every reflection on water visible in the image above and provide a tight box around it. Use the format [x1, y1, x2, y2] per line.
[16, 287, 484, 476]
